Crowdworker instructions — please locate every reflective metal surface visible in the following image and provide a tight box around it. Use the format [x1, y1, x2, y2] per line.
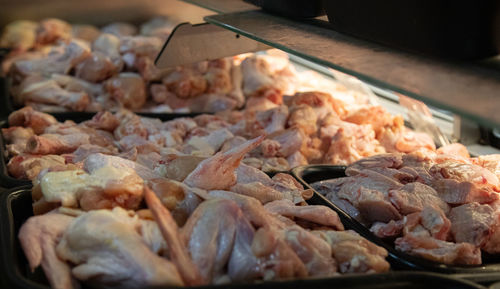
[156, 22, 270, 68]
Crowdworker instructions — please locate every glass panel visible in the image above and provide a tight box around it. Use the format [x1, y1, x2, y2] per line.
[205, 11, 500, 129]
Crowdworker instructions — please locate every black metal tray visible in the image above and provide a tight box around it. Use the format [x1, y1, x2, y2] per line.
[0, 187, 488, 289]
[323, 1, 499, 60]
[292, 165, 500, 281]
[243, 0, 325, 18]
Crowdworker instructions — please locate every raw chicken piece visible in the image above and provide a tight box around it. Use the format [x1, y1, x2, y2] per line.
[7, 154, 66, 180]
[432, 160, 499, 187]
[8, 106, 57, 134]
[1, 126, 34, 156]
[346, 153, 403, 175]
[119, 35, 162, 60]
[51, 74, 103, 98]
[56, 207, 183, 288]
[26, 133, 90, 155]
[185, 128, 234, 156]
[74, 51, 117, 82]
[140, 16, 177, 38]
[205, 58, 233, 94]
[19, 78, 90, 111]
[314, 230, 389, 273]
[448, 203, 496, 247]
[403, 206, 451, 241]
[148, 178, 204, 225]
[324, 125, 385, 166]
[251, 227, 308, 279]
[13, 39, 90, 77]
[92, 33, 123, 69]
[191, 93, 239, 113]
[154, 155, 206, 182]
[241, 54, 296, 103]
[0, 20, 37, 53]
[288, 91, 347, 120]
[182, 199, 242, 282]
[388, 182, 449, 215]
[83, 153, 160, 180]
[39, 165, 144, 210]
[36, 18, 71, 45]
[118, 135, 160, 154]
[395, 233, 481, 265]
[231, 182, 291, 204]
[281, 226, 337, 277]
[71, 24, 100, 42]
[267, 128, 303, 158]
[264, 199, 344, 230]
[18, 212, 78, 289]
[235, 163, 274, 186]
[432, 178, 499, 205]
[104, 73, 146, 109]
[335, 171, 403, 223]
[257, 105, 289, 135]
[370, 220, 404, 238]
[162, 67, 207, 99]
[184, 135, 265, 190]
[437, 143, 470, 158]
[82, 111, 120, 132]
[101, 22, 137, 37]
[227, 210, 261, 281]
[345, 106, 397, 137]
[66, 144, 118, 163]
[287, 104, 318, 136]
[287, 151, 308, 168]
[473, 154, 500, 179]
[144, 187, 205, 285]
[135, 56, 170, 81]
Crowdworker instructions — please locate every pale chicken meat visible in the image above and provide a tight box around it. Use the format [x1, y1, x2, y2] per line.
[314, 230, 389, 273]
[18, 211, 78, 289]
[26, 133, 90, 155]
[144, 187, 205, 286]
[18, 78, 90, 111]
[17, 153, 391, 288]
[184, 135, 265, 190]
[71, 24, 100, 42]
[36, 18, 72, 45]
[315, 152, 500, 265]
[12, 39, 90, 78]
[241, 54, 298, 105]
[74, 51, 117, 82]
[181, 198, 242, 283]
[7, 154, 66, 180]
[448, 203, 497, 248]
[8, 106, 57, 134]
[0, 20, 38, 53]
[56, 207, 183, 288]
[264, 199, 344, 230]
[1, 126, 35, 155]
[104, 73, 146, 109]
[38, 164, 144, 210]
[395, 233, 481, 265]
[101, 22, 137, 37]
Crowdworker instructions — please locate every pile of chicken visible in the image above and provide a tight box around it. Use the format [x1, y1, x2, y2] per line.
[0, 17, 259, 112]
[4, 82, 436, 181]
[18, 131, 389, 289]
[312, 147, 500, 265]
